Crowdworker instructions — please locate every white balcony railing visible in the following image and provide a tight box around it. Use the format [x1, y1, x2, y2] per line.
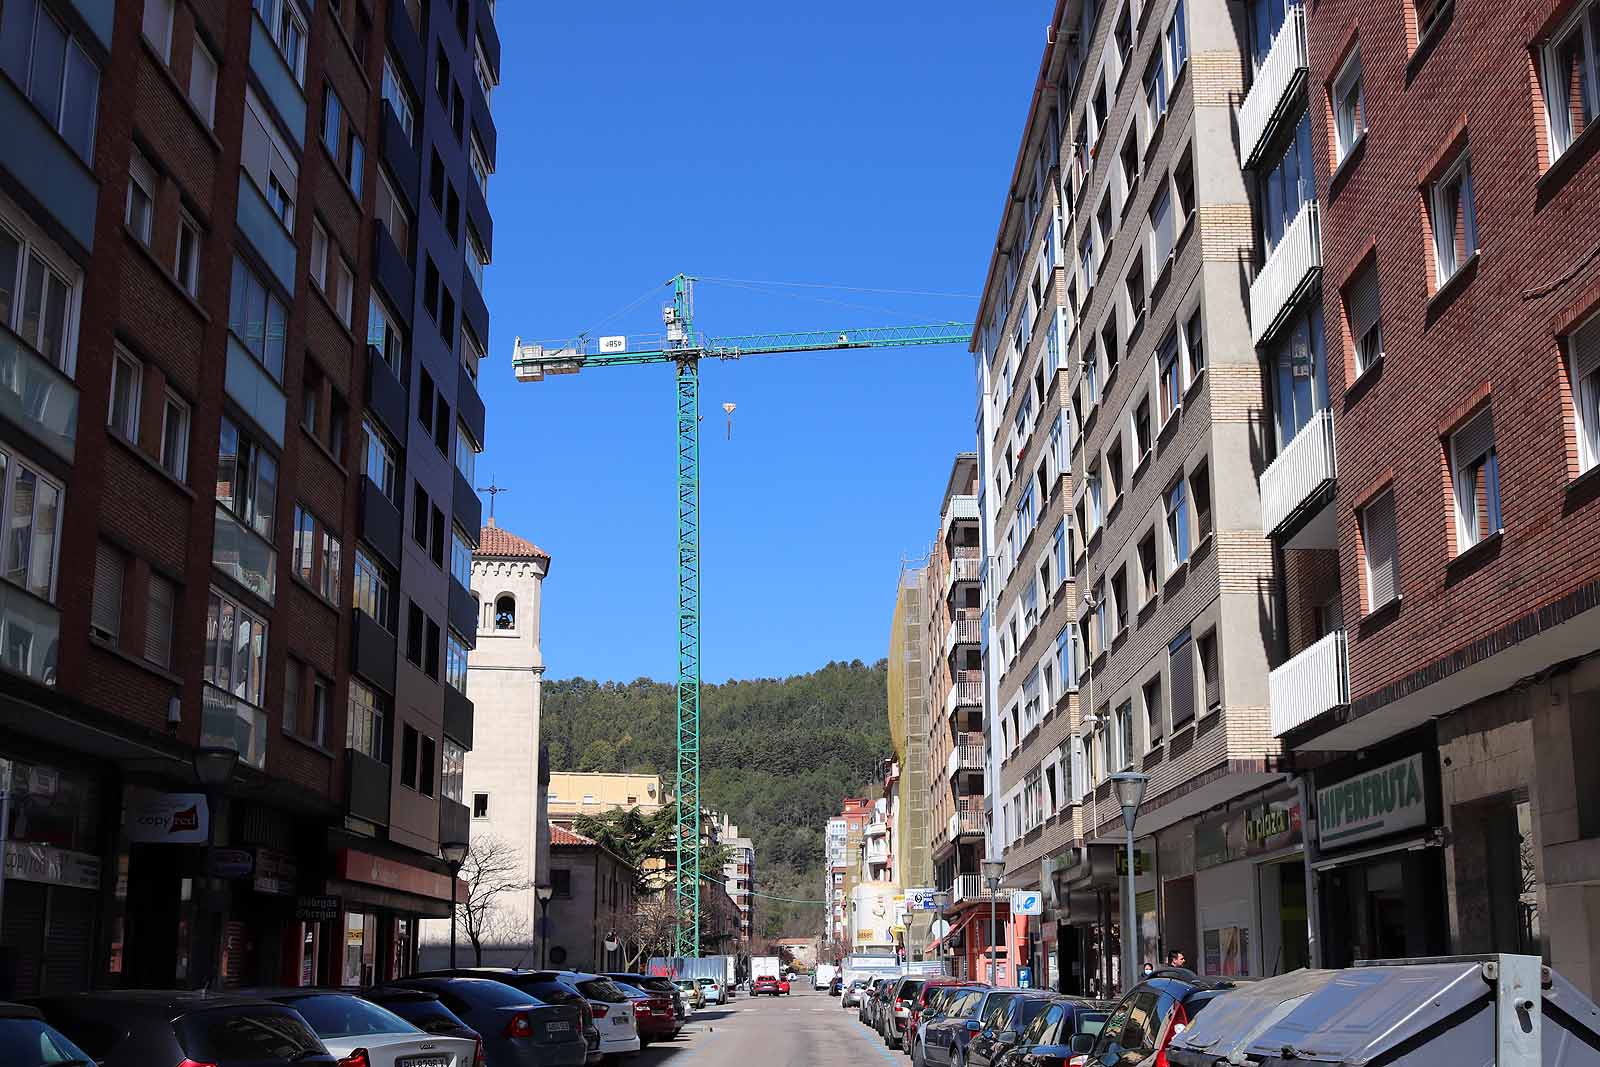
[1270, 630, 1350, 737]
[947, 734, 984, 779]
[1251, 200, 1321, 345]
[951, 873, 986, 906]
[945, 611, 981, 656]
[944, 553, 982, 595]
[945, 673, 984, 719]
[201, 684, 269, 768]
[942, 495, 980, 540]
[1238, 5, 1307, 169]
[864, 819, 889, 838]
[1262, 409, 1337, 535]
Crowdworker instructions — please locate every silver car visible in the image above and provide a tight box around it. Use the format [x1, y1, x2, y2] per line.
[268, 991, 476, 1067]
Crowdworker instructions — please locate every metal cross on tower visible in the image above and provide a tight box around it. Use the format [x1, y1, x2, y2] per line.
[478, 479, 510, 523]
[512, 274, 971, 954]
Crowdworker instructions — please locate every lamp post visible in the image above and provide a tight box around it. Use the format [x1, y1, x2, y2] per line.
[604, 932, 620, 970]
[983, 859, 1005, 985]
[536, 882, 555, 969]
[193, 745, 238, 989]
[440, 840, 469, 968]
[1110, 771, 1149, 994]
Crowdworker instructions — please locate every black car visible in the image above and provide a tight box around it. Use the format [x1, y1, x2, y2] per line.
[422, 968, 604, 1064]
[363, 984, 480, 1041]
[991, 996, 1114, 1067]
[1080, 970, 1236, 1067]
[964, 992, 1057, 1067]
[388, 976, 587, 1066]
[922, 987, 1027, 1067]
[0, 1001, 94, 1067]
[30, 990, 337, 1067]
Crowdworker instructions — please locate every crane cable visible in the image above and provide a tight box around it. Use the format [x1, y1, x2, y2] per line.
[699, 871, 829, 905]
[696, 276, 980, 300]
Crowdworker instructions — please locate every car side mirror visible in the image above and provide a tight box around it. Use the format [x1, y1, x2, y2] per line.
[997, 1031, 1018, 1046]
[1069, 1033, 1097, 1054]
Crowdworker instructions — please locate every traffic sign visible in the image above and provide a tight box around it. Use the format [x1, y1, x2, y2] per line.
[1010, 889, 1043, 915]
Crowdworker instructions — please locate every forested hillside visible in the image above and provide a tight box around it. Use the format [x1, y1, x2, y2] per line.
[542, 659, 891, 940]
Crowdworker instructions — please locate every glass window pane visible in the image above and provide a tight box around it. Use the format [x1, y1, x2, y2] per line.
[253, 450, 277, 538]
[27, 9, 66, 126]
[60, 41, 98, 161]
[0, 0, 34, 90]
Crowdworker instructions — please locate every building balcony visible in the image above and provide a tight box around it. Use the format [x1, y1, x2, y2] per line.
[944, 670, 983, 720]
[1262, 409, 1337, 537]
[941, 495, 979, 541]
[864, 819, 889, 838]
[351, 610, 397, 694]
[0, 63, 97, 254]
[944, 550, 982, 598]
[951, 873, 986, 907]
[212, 506, 277, 605]
[453, 467, 483, 536]
[0, 582, 59, 687]
[345, 748, 391, 826]
[1238, 4, 1307, 170]
[359, 476, 403, 569]
[458, 362, 486, 451]
[0, 322, 78, 462]
[865, 840, 890, 864]
[386, 0, 426, 99]
[449, 576, 478, 644]
[440, 797, 470, 848]
[1270, 629, 1349, 738]
[945, 610, 981, 658]
[379, 101, 420, 213]
[248, 12, 305, 146]
[947, 733, 984, 779]
[1251, 200, 1321, 346]
[443, 682, 474, 749]
[371, 224, 414, 322]
[201, 685, 267, 769]
[365, 344, 408, 442]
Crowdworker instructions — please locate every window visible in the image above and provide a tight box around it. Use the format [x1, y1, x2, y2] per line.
[1174, 147, 1196, 222]
[1144, 58, 1168, 132]
[1092, 83, 1109, 146]
[1107, 438, 1124, 508]
[368, 292, 405, 372]
[1346, 262, 1382, 374]
[292, 505, 315, 585]
[1170, 628, 1195, 727]
[451, 525, 473, 590]
[189, 39, 218, 126]
[126, 152, 156, 244]
[353, 549, 393, 630]
[400, 723, 418, 789]
[430, 505, 445, 568]
[1183, 308, 1205, 380]
[108, 347, 142, 441]
[406, 601, 425, 665]
[1166, 0, 1189, 75]
[142, 0, 174, 60]
[1569, 312, 1600, 473]
[496, 594, 516, 630]
[425, 617, 441, 679]
[322, 86, 364, 194]
[1111, 565, 1128, 636]
[146, 573, 175, 668]
[0, 203, 81, 373]
[447, 629, 469, 692]
[411, 482, 429, 547]
[434, 393, 451, 454]
[1544, 4, 1600, 160]
[1270, 304, 1329, 449]
[228, 256, 287, 382]
[1143, 675, 1163, 748]
[1165, 476, 1190, 570]
[91, 542, 123, 641]
[1138, 529, 1158, 603]
[242, 89, 299, 230]
[1087, 465, 1103, 534]
[253, 0, 307, 83]
[1248, 0, 1291, 72]
[1159, 328, 1182, 424]
[1450, 407, 1501, 550]
[1260, 112, 1314, 255]
[321, 528, 342, 603]
[469, 135, 492, 195]
[310, 221, 354, 326]
[419, 735, 436, 797]
[466, 227, 488, 290]
[1114, 3, 1133, 68]
[442, 739, 465, 802]
[348, 679, 385, 759]
[0, 0, 101, 162]
[1125, 259, 1146, 326]
[175, 212, 201, 297]
[382, 56, 417, 143]
[375, 170, 413, 257]
[1198, 630, 1220, 711]
[1131, 395, 1153, 461]
[1430, 151, 1478, 285]
[1150, 186, 1175, 271]
[362, 418, 398, 501]
[203, 588, 268, 707]
[309, 221, 328, 293]
[1191, 461, 1213, 541]
[154, 391, 188, 482]
[216, 416, 278, 539]
[1332, 47, 1366, 162]
[1121, 128, 1141, 201]
[473, 792, 490, 818]
[1360, 488, 1400, 609]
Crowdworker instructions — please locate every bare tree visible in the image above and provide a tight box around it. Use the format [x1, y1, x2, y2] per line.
[456, 836, 530, 966]
[613, 894, 679, 971]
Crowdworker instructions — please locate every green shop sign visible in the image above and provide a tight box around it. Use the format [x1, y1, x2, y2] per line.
[1316, 753, 1428, 849]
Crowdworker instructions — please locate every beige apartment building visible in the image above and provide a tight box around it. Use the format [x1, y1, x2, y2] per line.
[972, 0, 1296, 996]
[547, 773, 666, 822]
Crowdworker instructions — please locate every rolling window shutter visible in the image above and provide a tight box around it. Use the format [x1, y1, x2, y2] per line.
[1572, 315, 1600, 380]
[145, 575, 174, 668]
[1169, 631, 1195, 727]
[1347, 265, 1381, 343]
[1453, 407, 1495, 469]
[1363, 491, 1399, 606]
[92, 543, 123, 640]
[1203, 638, 1221, 709]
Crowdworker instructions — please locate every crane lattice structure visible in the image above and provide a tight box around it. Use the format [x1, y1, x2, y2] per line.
[513, 273, 972, 954]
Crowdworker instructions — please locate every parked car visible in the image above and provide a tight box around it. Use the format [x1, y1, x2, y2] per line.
[867, 976, 897, 1028]
[258, 989, 477, 1067]
[1076, 971, 1236, 1067]
[964, 992, 1057, 1067]
[881, 976, 927, 1048]
[830, 975, 844, 996]
[611, 980, 679, 1044]
[842, 978, 870, 1009]
[361, 986, 482, 1043]
[674, 980, 706, 1012]
[989, 996, 1114, 1067]
[908, 983, 970, 1066]
[0, 1001, 96, 1067]
[905, 979, 968, 1060]
[32, 991, 337, 1067]
[419, 968, 625, 1063]
[752, 976, 781, 996]
[384, 976, 589, 1066]
[696, 977, 726, 1005]
[601, 973, 686, 1027]
[922, 987, 1027, 1067]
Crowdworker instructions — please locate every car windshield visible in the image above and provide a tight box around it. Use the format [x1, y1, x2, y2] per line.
[576, 978, 630, 1004]
[1077, 1011, 1110, 1036]
[1009, 999, 1052, 1033]
[0, 1018, 93, 1066]
[900, 980, 925, 998]
[176, 1006, 328, 1060]
[370, 997, 468, 1036]
[1020, 1004, 1061, 1043]
[980, 993, 1018, 1027]
[417, 980, 540, 1010]
[284, 994, 420, 1038]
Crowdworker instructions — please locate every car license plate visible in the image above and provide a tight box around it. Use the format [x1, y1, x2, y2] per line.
[398, 1058, 450, 1067]
[547, 1021, 572, 1032]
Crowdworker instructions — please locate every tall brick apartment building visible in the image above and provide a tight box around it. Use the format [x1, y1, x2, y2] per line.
[1267, 0, 1600, 987]
[0, 0, 499, 992]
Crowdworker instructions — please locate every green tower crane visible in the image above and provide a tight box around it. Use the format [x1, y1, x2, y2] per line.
[512, 274, 972, 954]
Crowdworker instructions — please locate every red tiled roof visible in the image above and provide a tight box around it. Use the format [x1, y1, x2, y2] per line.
[477, 522, 551, 562]
[551, 823, 596, 847]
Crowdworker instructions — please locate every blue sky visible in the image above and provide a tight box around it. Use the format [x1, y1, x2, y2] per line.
[479, 4, 1043, 683]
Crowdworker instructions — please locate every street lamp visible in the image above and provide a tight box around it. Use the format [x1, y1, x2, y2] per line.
[193, 745, 237, 989]
[983, 859, 1005, 984]
[604, 931, 620, 969]
[536, 882, 555, 969]
[440, 840, 469, 968]
[1110, 771, 1149, 994]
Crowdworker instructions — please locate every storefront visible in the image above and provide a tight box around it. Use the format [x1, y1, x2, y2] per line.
[1310, 743, 1447, 968]
[1042, 841, 1153, 997]
[327, 844, 456, 985]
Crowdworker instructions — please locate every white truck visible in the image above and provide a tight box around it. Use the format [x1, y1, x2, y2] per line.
[841, 952, 901, 987]
[750, 955, 783, 984]
[814, 963, 838, 990]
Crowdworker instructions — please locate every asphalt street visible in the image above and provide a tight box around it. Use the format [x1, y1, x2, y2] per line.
[635, 987, 892, 1067]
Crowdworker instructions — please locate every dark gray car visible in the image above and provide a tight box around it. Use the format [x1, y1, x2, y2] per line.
[390, 976, 587, 1066]
[31, 990, 336, 1067]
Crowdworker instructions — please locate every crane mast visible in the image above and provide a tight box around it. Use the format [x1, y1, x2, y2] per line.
[513, 274, 971, 955]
